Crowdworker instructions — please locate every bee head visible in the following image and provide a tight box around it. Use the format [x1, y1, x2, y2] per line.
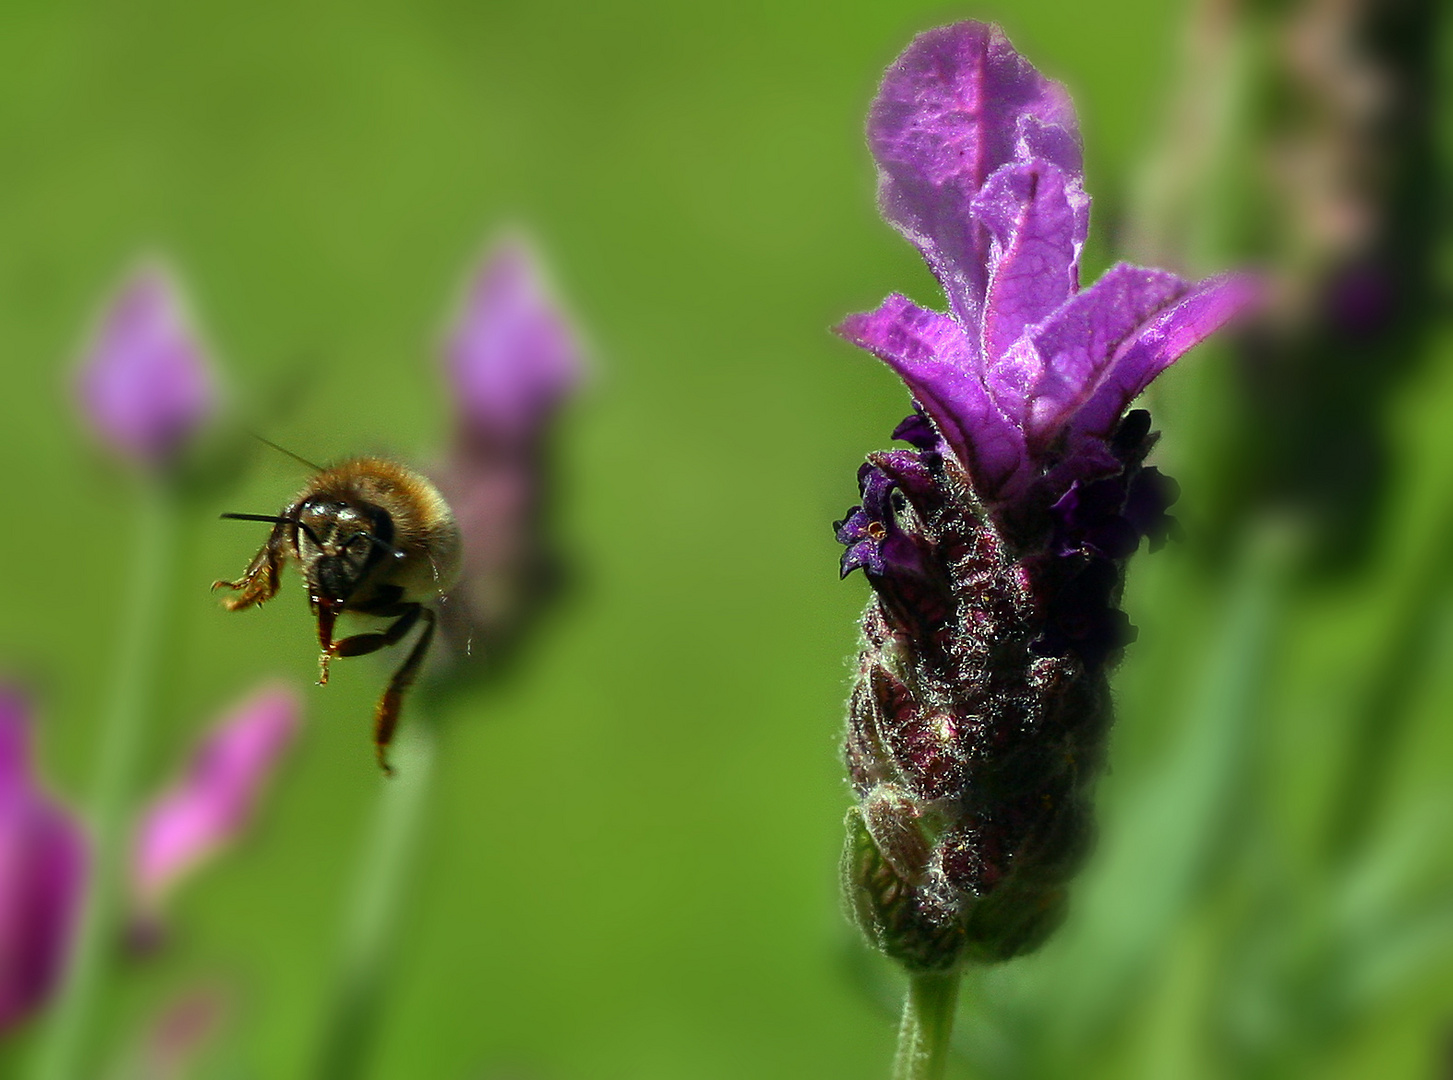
[296, 498, 397, 607]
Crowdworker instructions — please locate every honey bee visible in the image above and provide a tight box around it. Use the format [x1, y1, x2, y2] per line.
[214, 457, 462, 775]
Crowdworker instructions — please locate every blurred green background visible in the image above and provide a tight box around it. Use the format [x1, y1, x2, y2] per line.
[1, 0, 1450, 1077]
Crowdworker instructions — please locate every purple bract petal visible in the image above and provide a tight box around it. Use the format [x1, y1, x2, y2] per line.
[1064, 271, 1258, 446]
[0, 686, 87, 1034]
[1021, 262, 1192, 448]
[838, 294, 1026, 497]
[847, 22, 1256, 514]
[869, 22, 1078, 327]
[131, 685, 299, 915]
[975, 160, 1088, 371]
[76, 266, 217, 469]
[445, 238, 585, 445]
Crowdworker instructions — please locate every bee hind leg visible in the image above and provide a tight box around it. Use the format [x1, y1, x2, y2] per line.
[330, 604, 436, 777]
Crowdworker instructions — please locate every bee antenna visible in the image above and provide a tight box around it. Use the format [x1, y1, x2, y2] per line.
[247, 431, 324, 472]
[220, 513, 292, 524]
[220, 512, 325, 550]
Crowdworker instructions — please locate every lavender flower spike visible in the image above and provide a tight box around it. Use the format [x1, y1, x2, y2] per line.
[445, 236, 585, 446]
[0, 686, 87, 1033]
[76, 264, 218, 470]
[131, 685, 299, 920]
[435, 236, 585, 664]
[836, 23, 1255, 974]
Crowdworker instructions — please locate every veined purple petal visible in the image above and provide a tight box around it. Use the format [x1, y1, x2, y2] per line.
[838, 294, 1026, 498]
[445, 238, 585, 445]
[131, 685, 300, 914]
[1065, 272, 1258, 445]
[1016, 115, 1082, 176]
[869, 22, 1078, 327]
[76, 266, 217, 469]
[1022, 263, 1191, 448]
[0, 687, 87, 1034]
[974, 159, 1089, 406]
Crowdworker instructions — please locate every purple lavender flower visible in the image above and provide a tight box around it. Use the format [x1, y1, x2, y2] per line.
[0, 686, 87, 1033]
[131, 685, 299, 921]
[444, 237, 585, 447]
[434, 237, 585, 664]
[836, 23, 1254, 972]
[75, 265, 218, 470]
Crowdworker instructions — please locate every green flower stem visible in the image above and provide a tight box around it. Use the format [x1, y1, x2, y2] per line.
[891, 971, 962, 1080]
[33, 481, 176, 1080]
[314, 713, 438, 1080]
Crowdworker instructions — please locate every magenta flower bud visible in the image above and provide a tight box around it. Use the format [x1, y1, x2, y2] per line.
[434, 237, 586, 664]
[75, 265, 218, 470]
[836, 22, 1255, 973]
[130, 685, 299, 920]
[0, 686, 87, 1033]
[444, 237, 585, 447]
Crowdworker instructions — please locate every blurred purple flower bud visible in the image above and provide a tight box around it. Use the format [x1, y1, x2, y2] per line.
[0, 686, 87, 1033]
[75, 265, 218, 470]
[445, 238, 585, 446]
[434, 237, 585, 666]
[836, 23, 1252, 973]
[130, 685, 299, 920]
[126, 986, 228, 1080]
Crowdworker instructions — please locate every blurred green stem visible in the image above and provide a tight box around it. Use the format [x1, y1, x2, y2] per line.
[314, 714, 437, 1079]
[892, 971, 961, 1080]
[32, 481, 175, 1080]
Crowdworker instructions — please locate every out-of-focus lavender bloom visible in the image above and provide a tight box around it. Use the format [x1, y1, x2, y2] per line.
[0, 686, 87, 1033]
[75, 266, 217, 470]
[445, 238, 585, 447]
[130, 686, 299, 920]
[434, 238, 585, 665]
[836, 23, 1253, 973]
[118, 986, 228, 1080]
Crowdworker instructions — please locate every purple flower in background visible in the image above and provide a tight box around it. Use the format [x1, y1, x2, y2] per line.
[836, 23, 1254, 973]
[118, 985, 228, 1080]
[76, 265, 218, 470]
[434, 237, 585, 665]
[0, 686, 87, 1033]
[131, 685, 299, 921]
[445, 238, 585, 446]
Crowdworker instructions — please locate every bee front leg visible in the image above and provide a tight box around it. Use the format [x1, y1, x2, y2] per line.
[213, 521, 291, 612]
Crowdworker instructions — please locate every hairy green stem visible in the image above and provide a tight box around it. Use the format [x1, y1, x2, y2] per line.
[32, 482, 175, 1080]
[313, 715, 438, 1079]
[891, 971, 962, 1080]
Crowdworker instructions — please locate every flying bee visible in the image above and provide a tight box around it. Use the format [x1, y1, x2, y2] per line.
[214, 457, 463, 775]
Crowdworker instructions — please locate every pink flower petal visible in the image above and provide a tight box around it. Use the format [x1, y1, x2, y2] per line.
[131, 685, 300, 913]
